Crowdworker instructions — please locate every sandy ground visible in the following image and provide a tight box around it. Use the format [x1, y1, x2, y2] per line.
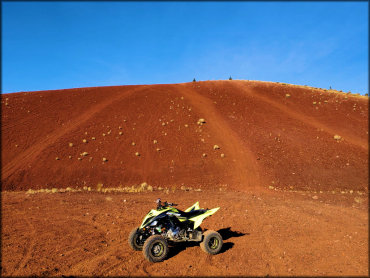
[1, 189, 368, 276]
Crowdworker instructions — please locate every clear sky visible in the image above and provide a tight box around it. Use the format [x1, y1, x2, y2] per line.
[2, 1, 368, 94]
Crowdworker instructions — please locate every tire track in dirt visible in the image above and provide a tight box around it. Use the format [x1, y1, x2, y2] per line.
[66, 216, 134, 276]
[11, 215, 36, 276]
[2, 86, 148, 180]
[230, 81, 368, 150]
[173, 84, 263, 190]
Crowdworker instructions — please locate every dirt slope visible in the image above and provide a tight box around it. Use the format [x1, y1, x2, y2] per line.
[1, 80, 368, 192]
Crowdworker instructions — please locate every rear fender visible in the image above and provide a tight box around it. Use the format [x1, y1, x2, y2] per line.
[189, 207, 220, 229]
[185, 201, 200, 212]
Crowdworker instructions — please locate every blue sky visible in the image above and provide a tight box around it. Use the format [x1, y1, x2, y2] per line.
[2, 1, 368, 94]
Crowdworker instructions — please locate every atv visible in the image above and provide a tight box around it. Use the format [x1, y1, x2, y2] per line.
[128, 198, 223, 262]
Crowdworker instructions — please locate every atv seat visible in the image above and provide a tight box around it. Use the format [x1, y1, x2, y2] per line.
[178, 209, 207, 219]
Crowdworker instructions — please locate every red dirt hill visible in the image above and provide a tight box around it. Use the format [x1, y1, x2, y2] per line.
[1, 80, 368, 192]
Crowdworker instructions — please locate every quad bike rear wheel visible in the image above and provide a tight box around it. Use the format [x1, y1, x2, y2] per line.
[143, 235, 169, 262]
[200, 230, 223, 255]
[128, 227, 144, 251]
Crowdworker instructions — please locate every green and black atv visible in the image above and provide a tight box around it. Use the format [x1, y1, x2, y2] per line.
[128, 198, 223, 262]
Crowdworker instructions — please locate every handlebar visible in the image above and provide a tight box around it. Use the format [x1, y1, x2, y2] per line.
[156, 198, 178, 209]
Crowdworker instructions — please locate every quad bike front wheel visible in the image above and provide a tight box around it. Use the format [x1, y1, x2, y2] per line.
[200, 230, 223, 255]
[143, 235, 169, 262]
[128, 227, 144, 251]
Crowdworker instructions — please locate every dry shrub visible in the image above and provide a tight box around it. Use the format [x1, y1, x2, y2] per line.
[97, 183, 104, 192]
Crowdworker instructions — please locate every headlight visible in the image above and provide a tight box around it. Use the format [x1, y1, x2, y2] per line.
[150, 220, 158, 226]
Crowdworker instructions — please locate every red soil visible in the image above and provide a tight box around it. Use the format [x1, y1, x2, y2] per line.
[1, 80, 368, 192]
[1, 80, 368, 276]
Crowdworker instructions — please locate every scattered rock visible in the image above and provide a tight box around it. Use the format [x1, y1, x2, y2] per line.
[135, 152, 140, 156]
[213, 145, 220, 150]
[197, 118, 206, 125]
[91, 137, 96, 140]
[333, 135, 342, 141]
[220, 153, 225, 158]
[82, 139, 87, 143]
[55, 157, 60, 160]
[269, 186, 274, 190]
[119, 131, 123, 135]
[131, 142, 136, 146]
[102, 157, 108, 162]
[153, 140, 158, 144]
[69, 143, 74, 147]
[285, 94, 291, 98]
[80, 152, 89, 156]
[202, 153, 207, 157]
[312, 195, 318, 200]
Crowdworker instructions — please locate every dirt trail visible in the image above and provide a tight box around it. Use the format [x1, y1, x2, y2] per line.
[230, 81, 368, 150]
[2, 86, 147, 180]
[174, 84, 262, 189]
